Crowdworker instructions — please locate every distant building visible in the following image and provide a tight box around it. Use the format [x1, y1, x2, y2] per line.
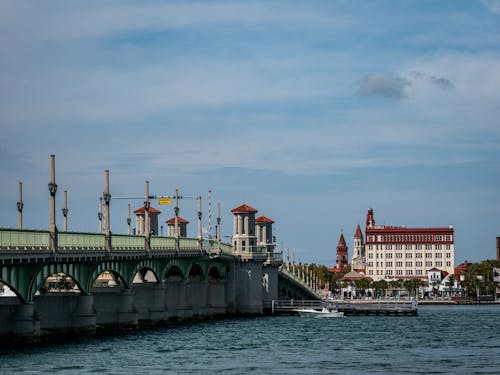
[494, 267, 500, 301]
[357, 208, 455, 279]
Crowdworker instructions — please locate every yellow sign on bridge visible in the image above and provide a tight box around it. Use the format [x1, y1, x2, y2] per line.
[158, 197, 172, 205]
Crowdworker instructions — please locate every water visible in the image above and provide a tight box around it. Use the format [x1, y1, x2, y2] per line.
[1, 305, 499, 374]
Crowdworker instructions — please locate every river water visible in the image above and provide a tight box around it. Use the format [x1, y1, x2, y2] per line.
[1, 305, 499, 374]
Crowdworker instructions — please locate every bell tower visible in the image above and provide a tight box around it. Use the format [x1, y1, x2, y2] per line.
[336, 233, 349, 270]
[366, 208, 375, 229]
[352, 224, 365, 272]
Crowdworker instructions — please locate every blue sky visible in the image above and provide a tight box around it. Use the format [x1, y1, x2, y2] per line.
[1, 0, 499, 266]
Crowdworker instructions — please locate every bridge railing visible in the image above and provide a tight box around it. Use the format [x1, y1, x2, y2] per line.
[150, 236, 176, 250]
[279, 267, 322, 299]
[58, 232, 106, 250]
[179, 238, 199, 251]
[0, 228, 50, 250]
[111, 234, 145, 250]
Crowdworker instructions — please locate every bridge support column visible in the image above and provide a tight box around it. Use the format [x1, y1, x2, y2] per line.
[149, 283, 168, 323]
[11, 303, 40, 345]
[134, 283, 168, 326]
[71, 294, 96, 336]
[117, 289, 138, 329]
[190, 280, 208, 317]
[208, 280, 227, 316]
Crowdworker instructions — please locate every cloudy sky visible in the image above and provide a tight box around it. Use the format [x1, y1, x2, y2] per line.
[1, 0, 499, 265]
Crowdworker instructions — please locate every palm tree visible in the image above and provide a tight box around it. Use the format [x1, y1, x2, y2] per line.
[445, 275, 456, 297]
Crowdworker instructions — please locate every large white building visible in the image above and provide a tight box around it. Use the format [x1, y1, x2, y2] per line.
[355, 208, 455, 279]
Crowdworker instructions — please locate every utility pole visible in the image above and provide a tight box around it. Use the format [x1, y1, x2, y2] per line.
[48, 155, 58, 252]
[197, 196, 203, 252]
[103, 170, 111, 251]
[17, 182, 23, 229]
[62, 190, 68, 232]
[174, 188, 179, 252]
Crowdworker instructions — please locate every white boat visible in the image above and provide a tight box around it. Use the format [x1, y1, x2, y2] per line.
[296, 307, 344, 318]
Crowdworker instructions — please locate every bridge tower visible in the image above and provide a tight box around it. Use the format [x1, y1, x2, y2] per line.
[231, 204, 258, 255]
[134, 206, 160, 235]
[166, 216, 189, 237]
[255, 216, 275, 253]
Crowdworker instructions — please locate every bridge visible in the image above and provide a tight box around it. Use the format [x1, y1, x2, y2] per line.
[0, 155, 318, 347]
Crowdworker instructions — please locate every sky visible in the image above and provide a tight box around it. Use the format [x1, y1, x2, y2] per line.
[1, 0, 499, 266]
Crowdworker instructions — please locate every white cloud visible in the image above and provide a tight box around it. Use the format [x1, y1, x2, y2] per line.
[482, 0, 500, 15]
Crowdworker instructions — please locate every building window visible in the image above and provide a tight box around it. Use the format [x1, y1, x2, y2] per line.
[416, 270, 423, 275]
[368, 262, 373, 267]
[396, 253, 403, 258]
[416, 261, 422, 267]
[425, 253, 432, 258]
[406, 261, 413, 267]
[386, 253, 393, 259]
[386, 261, 393, 267]
[369, 270, 373, 275]
[386, 270, 393, 275]
[396, 244, 403, 250]
[396, 261, 403, 267]
[436, 261, 443, 267]
[416, 244, 422, 250]
[405, 244, 412, 250]
[425, 244, 432, 250]
[396, 270, 403, 275]
[407, 270, 413, 275]
[416, 253, 423, 258]
[436, 244, 442, 250]
[435, 235, 442, 241]
[446, 252, 451, 258]
[385, 244, 392, 250]
[446, 244, 451, 250]
[446, 261, 451, 267]
[436, 252, 442, 258]
[406, 253, 413, 258]
[369, 253, 373, 259]
[425, 261, 432, 267]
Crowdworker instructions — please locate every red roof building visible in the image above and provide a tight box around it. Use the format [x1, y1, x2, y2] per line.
[231, 204, 258, 213]
[133, 205, 161, 235]
[166, 216, 189, 237]
[364, 208, 455, 279]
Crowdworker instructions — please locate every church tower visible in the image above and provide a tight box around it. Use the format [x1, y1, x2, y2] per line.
[336, 233, 349, 270]
[366, 208, 375, 229]
[351, 224, 366, 273]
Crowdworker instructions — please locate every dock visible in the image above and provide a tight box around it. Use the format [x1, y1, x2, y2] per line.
[271, 299, 418, 316]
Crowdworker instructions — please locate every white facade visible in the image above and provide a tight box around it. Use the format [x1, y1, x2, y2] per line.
[363, 209, 455, 279]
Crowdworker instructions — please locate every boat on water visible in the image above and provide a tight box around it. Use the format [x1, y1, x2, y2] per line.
[296, 307, 344, 318]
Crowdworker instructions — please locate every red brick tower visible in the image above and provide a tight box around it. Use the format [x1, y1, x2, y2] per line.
[336, 233, 349, 270]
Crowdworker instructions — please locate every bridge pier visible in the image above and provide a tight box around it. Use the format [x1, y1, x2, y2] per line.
[93, 288, 138, 331]
[117, 288, 139, 329]
[208, 279, 227, 316]
[71, 294, 96, 336]
[133, 283, 168, 326]
[11, 302, 40, 346]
